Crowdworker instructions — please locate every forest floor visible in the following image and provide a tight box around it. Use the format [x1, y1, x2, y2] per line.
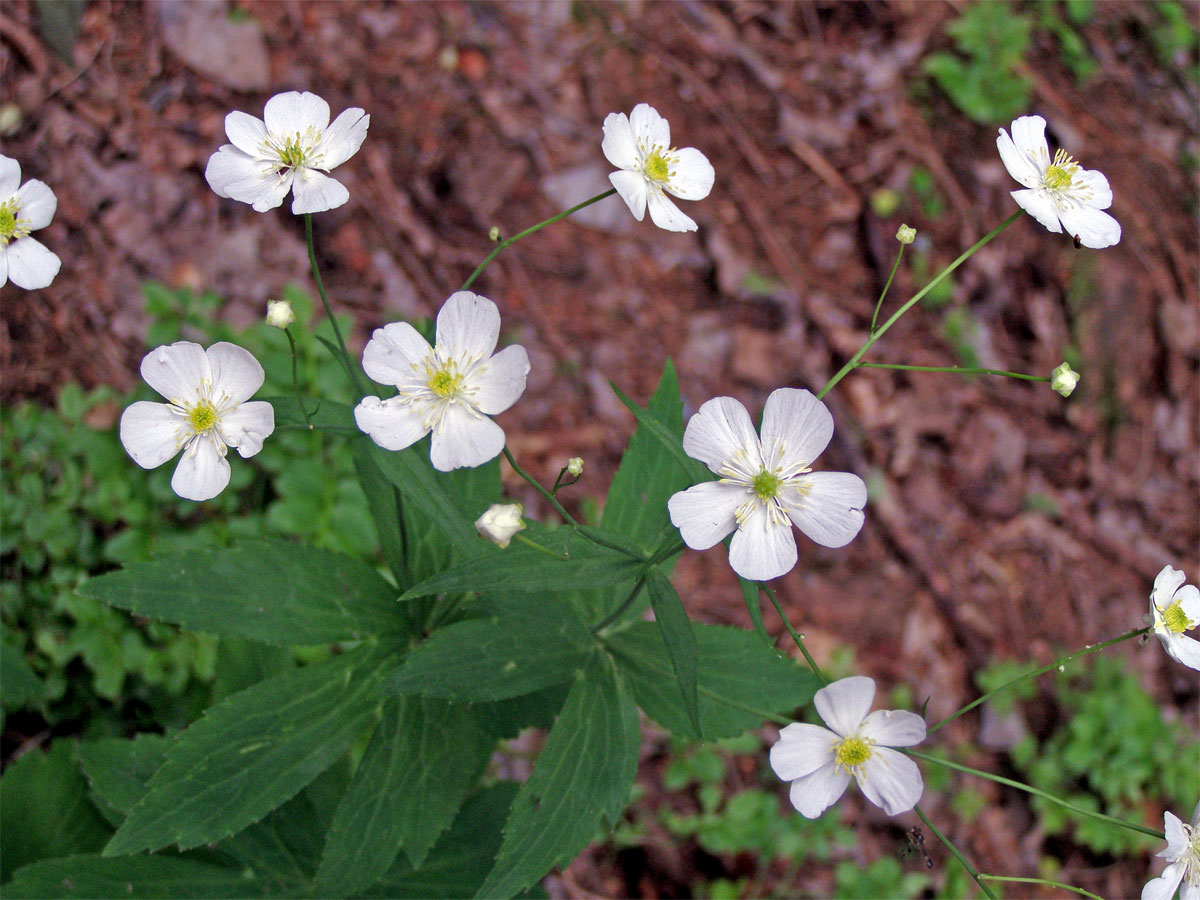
[2, 1, 1198, 897]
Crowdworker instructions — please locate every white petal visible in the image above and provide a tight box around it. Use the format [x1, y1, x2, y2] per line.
[206, 342, 265, 404]
[14, 180, 56, 230]
[681, 395, 761, 475]
[787, 761, 851, 819]
[1057, 204, 1120, 249]
[665, 147, 714, 201]
[437, 292, 500, 364]
[0, 247, 8, 287]
[5, 237, 60, 290]
[1161, 633, 1200, 672]
[609, 169, 648, 221]
[601, 112, 639, 171]
[120, 401, 184, 469]
[728, 506, 797, 581]
[289, 169, 349, 214]
[858, 747, 924, 815]
[204, 146, 272, 201]
[354, 396, 430, 452]
[784, 471, 867, 549]
[223, 111, 269, 157]
[646, 190, 698, 232]
[430, 405, 505, 471]
[220, 400, 275, 459]
[860, 709, 926, 748]
[1175, 584, 1200, 621]
[667, 481, 744, 551]
[361, 322, 431, 387]
[996, 128, 1040, 188]
[1011, 189, 1064, 234]
[171, 438, 231, 502]
[140, 342, 209, 404]
[1008, 115, 1049, 165]
[814, 676, 876, 736]
[0, 155, 20, 195]
[319, 108, 369, 169]
[759, 388, 833, 468]
[468, 344, 529, 415]
[769, 723, 838, 781]
[263, 91, 330, 134]
[1076, 168, 1113, 209]
[1162, 811, 1189, 857]
[629, 103, 670, 150]
[1141, 861, 1185, 900]
[1153, 566, 1187, 607]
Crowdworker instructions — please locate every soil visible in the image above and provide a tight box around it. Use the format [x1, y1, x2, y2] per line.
[2, 1, 1198, 898]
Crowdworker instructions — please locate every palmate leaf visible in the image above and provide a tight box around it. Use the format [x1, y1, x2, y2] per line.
[104, 643, 400, 857]
[474, 654, 639, 900]
[315, 696, 492, 895]
[607, 622, 820, 740]
[81, 540, 404, 647]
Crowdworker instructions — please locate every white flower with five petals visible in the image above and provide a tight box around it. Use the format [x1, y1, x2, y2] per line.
[602, 103, 714, 232]
[354, 292, 530, 471]
[205, 91, 369, 215]
[120, 342, 275, 501]
[1142, 803, 1200, 900]
[996, 115, 1120, 249]
[0, 155, 61, 290]
[770, 676, 926, 819]
[667, 388, 867, 582]
[1149, 565, 1200, 672]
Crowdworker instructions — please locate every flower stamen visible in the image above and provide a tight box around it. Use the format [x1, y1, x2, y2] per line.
[833, 735, 874, 775]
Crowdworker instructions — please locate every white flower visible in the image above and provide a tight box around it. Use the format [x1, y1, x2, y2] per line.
[476, 503, 525, 549]
[1142, 803, 1200, 900]
[996, 115, 1120, 249]
[205, 91, 369, 215]
[769, 676, 926, 819]
[1149, 566, 1200, 672]
[0, 155, 61, 290]
[355, 291, 530, 471]
[1050, 361, 1079, 398]
[601, 103, 714, 232]
[120, 342, 275, 502]
[266, 299, 296, 329]
[667, 388, 867, 582]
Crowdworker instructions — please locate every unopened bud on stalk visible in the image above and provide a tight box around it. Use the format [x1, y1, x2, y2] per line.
[0, 103, 22, 137]
[567, 457, 584, 477]
[896, 224, 916, 245]
[488, 226, 501, 242]
[266, 300, 296, 330]
[476, 503, 525, 549]
[1050, 362, 1079, 398]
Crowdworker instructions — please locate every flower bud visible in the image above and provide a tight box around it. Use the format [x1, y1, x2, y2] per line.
[896, 224, 916, 245]
[475, 503, 525, 549]
[488, 226, 501, 242]
[266, 300, 296, 329]
[567, 457, 584, 477]
[0, 103, 22, 137]
[1050, 362, 1079, 398]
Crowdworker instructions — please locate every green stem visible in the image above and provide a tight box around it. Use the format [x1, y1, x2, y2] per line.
[929, 627, 1149, 734]
[512, 532, 569, 559]
[859, 363, 1048, 382]
[915, 806, 997, 900]
[870, 245, 905, 334]
[304, 214, 366, 395]
[980, 876, 1103, 900]
[762, 584, 826, 684]
[283, 327, 314, 428]
[591, 576, 648, 634]
[818, 210, 1025, 400]
[460, 188, 618, 292]
[909, 750, 1165, 840]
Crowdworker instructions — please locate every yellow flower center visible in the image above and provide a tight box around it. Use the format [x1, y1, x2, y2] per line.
[427, 363, 464, 398]
[1044, 149, 1080, 191]
[0, 198, 26, 245]
[643, 150, 671, 183]
[1162, 600, 1192, 634]
[753, 469, 781, 500]
[188, 401, 219, 433]
[833, 735, 874, 773]
[278, 136, 309, 169]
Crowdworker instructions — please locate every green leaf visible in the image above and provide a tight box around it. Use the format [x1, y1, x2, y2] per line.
[1, 640, 44, 712]
[389, 596, 596, 702]
[399, 525, 642, 601]
[644, 568, 700, 735]
[608, 623, 820, 740]
[0, 741, 112, 882]
[316, 696, 491, 894]
[78, 734, 169, 826]
[81, 540, 403, 647]
[211, 787, 326, 888]
[471, 683, 571, 741]
[104, 644, 399, 856]
[3, 855, 269, 899]
[475, 656, 639, 899]
[266, 396, 358, 433]
[369, 443, 481, 557]
[609, 379, 709, 485]
[352, 438, 410, 587]
[737, 576, 771, 645]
